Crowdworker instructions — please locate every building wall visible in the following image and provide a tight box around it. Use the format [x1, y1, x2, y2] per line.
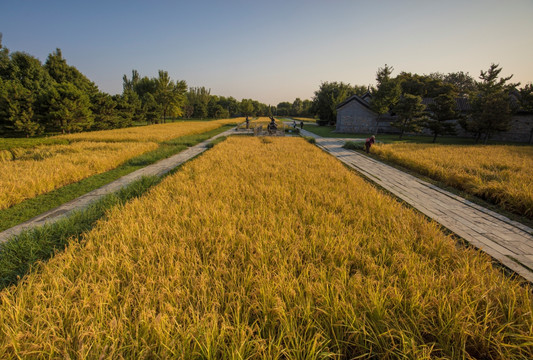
[336, 101, 378, 133]
[451, 114, 533, 143]
[336, 100, 533, 143]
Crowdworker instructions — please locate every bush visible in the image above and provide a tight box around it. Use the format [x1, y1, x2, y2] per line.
[343, 141, 364, 151]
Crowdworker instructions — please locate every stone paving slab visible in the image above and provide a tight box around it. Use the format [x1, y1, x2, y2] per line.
[300, 129, 533, 283]
[0, 128, 236, 244]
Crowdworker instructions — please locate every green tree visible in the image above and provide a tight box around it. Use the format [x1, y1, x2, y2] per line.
[0, 33, 11, 79]
[44, 82, 94, 133]
[240, 99, 254, 116]
[91, 93, 118, 130]
[44, 49, 99, 97]
[187, 87, 211, 118]
[122, 69, 140, 92]
[443, 71, 476, 95]
[0, 79, 41, 136]
[301, 99, 313, 117]
[466, 64, 519, 143]
[6, 52, 55, 93]
[154, 70, 186, 122]
[114, 89, 141, 126]
[371, 64, 401, 133]
[292, 98, 303, 116]
[217, 96, 239, 117]
[142, 93, 160, 124]
[312, 81, 358, 125]
[392, 94, 426, 139]
[277, 102, 292, 116]
[425, 87, 460, 142]
[520, 84, 533, 143]
[519, 84, 533, 113]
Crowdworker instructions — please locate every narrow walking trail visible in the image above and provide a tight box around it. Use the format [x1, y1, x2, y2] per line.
[301, 128, 533, 283]
[0, 128, 235, 244]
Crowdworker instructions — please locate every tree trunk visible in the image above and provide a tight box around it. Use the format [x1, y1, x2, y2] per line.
[374, 114, 381, 135]
[432, 133, 438, 143]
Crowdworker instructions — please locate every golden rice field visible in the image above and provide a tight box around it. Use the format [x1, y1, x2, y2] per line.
[372, 144, 533, 219]
[0, 141, 158, 210]
[1, 137, 531, 358]
[0, 119, 239, 210]
[56, 118, 239, 143]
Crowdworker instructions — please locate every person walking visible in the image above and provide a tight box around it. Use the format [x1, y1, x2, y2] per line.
[300, 121, 304, 129]
[365, 135, 375, 153]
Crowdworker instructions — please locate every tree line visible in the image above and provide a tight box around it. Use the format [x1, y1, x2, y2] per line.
[0, 35, 272, 137]
[309, 64, 533, 143]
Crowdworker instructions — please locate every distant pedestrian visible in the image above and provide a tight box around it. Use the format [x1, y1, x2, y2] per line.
[365, 135, 375, 153]
[300, 121, 304, 129]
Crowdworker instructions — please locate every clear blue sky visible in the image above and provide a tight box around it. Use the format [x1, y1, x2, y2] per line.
[2, 0, 532, 105]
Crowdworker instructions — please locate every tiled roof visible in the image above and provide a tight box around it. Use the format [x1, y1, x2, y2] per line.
[422, 97, 471, 112]
[336, 95, 372, 110]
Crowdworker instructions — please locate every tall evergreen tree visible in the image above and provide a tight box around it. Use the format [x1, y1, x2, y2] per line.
[371, 64, 401, 133]
[44, 49, 99, 97]
[465, 64, 519, 143]
[392, 94, 426, 139]
[91, 93, 118, 130]
[425, 87, 460, 143]
[0, 79, 41, 136]
[44, 82, 93, 133]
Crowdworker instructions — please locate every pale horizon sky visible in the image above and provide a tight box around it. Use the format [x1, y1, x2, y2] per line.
[1, 0, 532, 105]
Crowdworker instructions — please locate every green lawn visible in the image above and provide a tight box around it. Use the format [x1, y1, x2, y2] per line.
[303, 125, 518, 145]
[0, 137, 69, 151]
[0, 125, 234, 232]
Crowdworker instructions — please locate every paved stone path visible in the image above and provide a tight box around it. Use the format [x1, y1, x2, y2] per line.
[301, 129, 533, 283]
[0, 128, 236, 244]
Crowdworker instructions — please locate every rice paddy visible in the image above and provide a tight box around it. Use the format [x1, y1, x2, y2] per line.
[371, 143, 533, 219]
[0, 137, 531, 358]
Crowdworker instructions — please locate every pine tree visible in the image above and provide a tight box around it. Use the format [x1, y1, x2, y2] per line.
[392, 94, 426, 139]
[466, 64, 519, 143]
[371, 64, 401, 133]
[425, 85, 460, 142]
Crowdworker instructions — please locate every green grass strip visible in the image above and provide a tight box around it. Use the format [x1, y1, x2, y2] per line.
[0, 138, 70, 151]
[0, 125, 234, 232]
[0, 175, 160, 290]
[304, 125, 515, 145]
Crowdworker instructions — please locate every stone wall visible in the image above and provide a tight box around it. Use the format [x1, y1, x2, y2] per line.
[448, 114, 533, 143]
[336, 101, 378, 133]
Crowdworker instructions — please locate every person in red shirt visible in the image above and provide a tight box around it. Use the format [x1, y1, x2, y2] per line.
[365, 135, 375, 153]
